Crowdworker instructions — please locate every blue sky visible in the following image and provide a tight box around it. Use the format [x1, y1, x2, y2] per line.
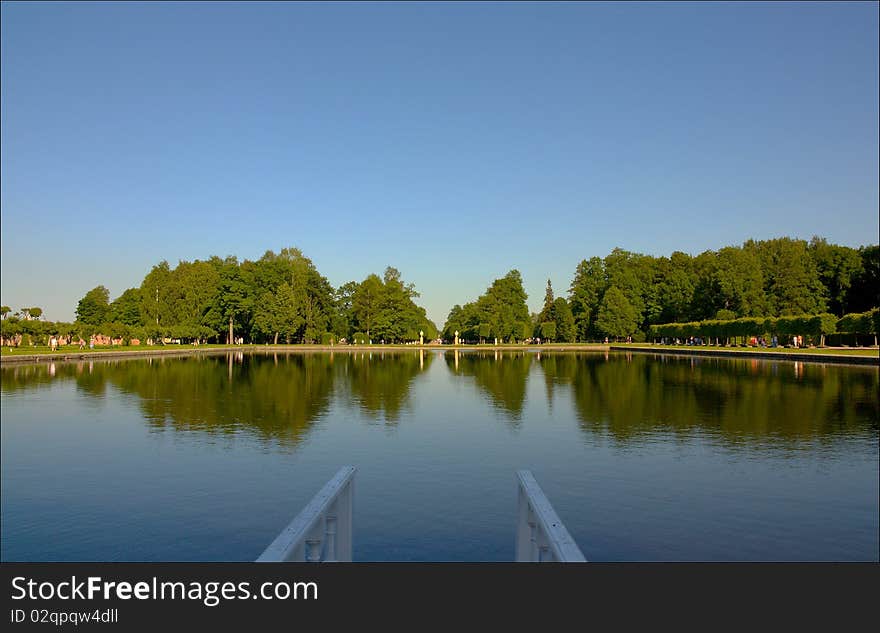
[2, 1, 878, 326]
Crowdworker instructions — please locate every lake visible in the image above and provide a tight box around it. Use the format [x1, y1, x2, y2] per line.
[1, 350, 877, 561]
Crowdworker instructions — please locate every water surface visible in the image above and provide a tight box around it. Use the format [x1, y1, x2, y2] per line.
[2, 350, 877, 561]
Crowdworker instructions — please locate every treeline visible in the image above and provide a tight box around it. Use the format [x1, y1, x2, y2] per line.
[2, 236, 878, 346]
[1, 248, 438, 345]
[443, 236, 878, 342]
[649, 309, 880, 346]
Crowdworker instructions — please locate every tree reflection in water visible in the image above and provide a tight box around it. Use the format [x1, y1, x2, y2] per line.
[2, 351, 876, 449]
[445, 350, 533, 423]
[536, 353, 878, 446]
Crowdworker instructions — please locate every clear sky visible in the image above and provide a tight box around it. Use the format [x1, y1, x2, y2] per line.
[2, 1, 878, 326]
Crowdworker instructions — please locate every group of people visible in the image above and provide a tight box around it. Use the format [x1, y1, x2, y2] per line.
[749, 336, 779, 348]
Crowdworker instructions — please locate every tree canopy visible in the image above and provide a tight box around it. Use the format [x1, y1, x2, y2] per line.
[15, 235, 877, 346]
[565, 236, 877, 341]
[441, 270, 530, 343]
[76, 286, 110, 326]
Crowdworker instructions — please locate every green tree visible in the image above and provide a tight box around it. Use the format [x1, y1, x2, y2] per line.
[539, 321, 556, 342]
[444, 270, 529, 344]
[552, 297, 576, 342]
[534, 279, 556, 337]
[569, 256, 605, 341]
[596, 286, 638, 340]
[253, 282, 304, 344]
[205, 258, 252, 343]
[604, 248, 652, 329]
[139, 261, 172, 330]
[352, 274, 384, 340]
[750, 238, 827, 315]
[478, 322, 490, 343]
[28, 307, 43, 320]
[713, 246, 767, 317]
[847, 245, 879, 313]
[109, 288, 143, 327]
[808, 237, 863, 316]
[0, 306, 10, 319]
[76, 286, 110, 326]
[653, 252, 696, 324]
[333, 281, 360, 340]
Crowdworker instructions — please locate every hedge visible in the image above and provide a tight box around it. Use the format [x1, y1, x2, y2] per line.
[648, 310, 878, 346]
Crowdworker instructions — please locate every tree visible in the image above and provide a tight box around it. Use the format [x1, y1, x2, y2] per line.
[253, 282, 304, 344]
[534, 279, 556, 337]
[808, 237, 863, 316]
[749, 238, 827, 315]
[109, 288, 143, 326]
[333, 281, 360, 339]
[569, 257, 605, 341]
[352, 274, 384, 340]
[651, 252, 696, 324]
[539, 321, 556, 342]
[847, 245, 879, 313]
[165, 259, 221, 335]
[0, 306, 9, 319]
[76, 286, 110, 325]
[596, 286, 638, 340]
[478, 322, 490, 343]
[28, 307, 43, 320]
[713, 246, 767, 317]
[540, 279, 555, 316]
[442, 270, 529, 344]
[552, 297, 576, 342]
[205, 258, 252, 344]
[604, 248, 652, 329]
[139, 261, 172, 330]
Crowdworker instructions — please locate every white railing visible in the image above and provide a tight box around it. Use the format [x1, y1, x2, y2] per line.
[515, 470, 586, 562]
[256, 466, 355, 562]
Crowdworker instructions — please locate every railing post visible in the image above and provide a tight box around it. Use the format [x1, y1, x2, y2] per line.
[336, 477, 353, 562]
[305, 539, 322, 562]
[324, 515, 338, 562]
[515, 486, 532, 561]
[528, 512, 539, 562]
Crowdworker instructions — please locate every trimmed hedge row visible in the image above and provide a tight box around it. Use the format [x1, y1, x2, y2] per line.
[648, 308, 878, 346]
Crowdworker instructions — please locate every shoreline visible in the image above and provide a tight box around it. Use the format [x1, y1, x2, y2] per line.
[0, 342, 876, 365]
[610, 345, 879, 366]
[0, 343, 610, 364]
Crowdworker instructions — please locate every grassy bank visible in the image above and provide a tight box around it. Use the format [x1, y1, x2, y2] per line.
[0, 342, 610, 358]
[3, 341, 875, 358]
[0, 343, 241, 356]
[618, 344, 877, 357]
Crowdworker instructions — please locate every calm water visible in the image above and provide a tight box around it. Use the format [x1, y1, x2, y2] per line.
[1, 350, 877, 561]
